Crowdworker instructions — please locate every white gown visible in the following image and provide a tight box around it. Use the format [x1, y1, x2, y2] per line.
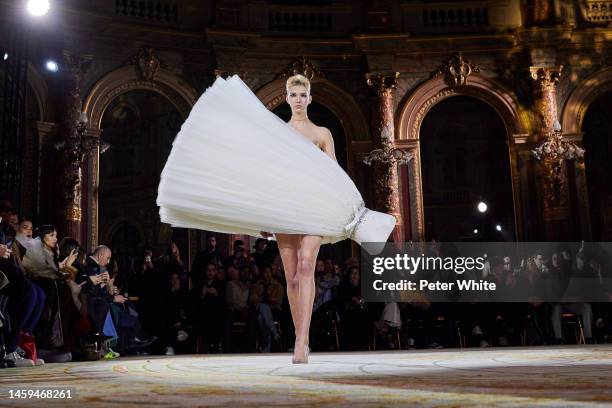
[156, 75, 396, 253]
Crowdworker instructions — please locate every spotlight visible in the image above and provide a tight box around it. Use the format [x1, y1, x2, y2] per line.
[27, 0, 50, 16]
[477, 201, 488, 213]
[495, 224, 502, 232]
[473, 228, 478, 234]
[45, 60, 58, 72]
[2, 53, 7, 61]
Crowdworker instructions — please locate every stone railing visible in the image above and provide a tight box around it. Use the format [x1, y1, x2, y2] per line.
[401, 0, 521, 34]
[243, 2, 352, 35]
[114, 0, 178, 24]
[423, 7, 489, 29]
[584, 0, 612, 23]
[268, 11, 332, 32]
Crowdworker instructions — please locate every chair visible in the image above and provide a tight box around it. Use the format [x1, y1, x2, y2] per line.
[561, 312, 586, 344]
[253, 321, 282, 352]
[434, 316, 464, 348]
[401, 318, 422, 349]
[371, 323, 401, 350]
[331, 318, 340, 350]
[0, 294, 10, 357]
[228, 320, 249, 352]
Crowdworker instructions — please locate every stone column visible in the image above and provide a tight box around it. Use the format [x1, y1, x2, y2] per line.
[530, 66, 562, 135]
[57, 52, 92, 242]
[366, 72, 404, 244]
[529, 66, 572, 239]
[35, 121, 59, 224]
[84, 128, 102, 252]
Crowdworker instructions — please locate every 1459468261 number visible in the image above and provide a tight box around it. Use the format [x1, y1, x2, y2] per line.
[8, 388, 73, 399]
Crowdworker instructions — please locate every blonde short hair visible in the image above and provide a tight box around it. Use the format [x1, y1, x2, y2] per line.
[286, 74, 311, 94]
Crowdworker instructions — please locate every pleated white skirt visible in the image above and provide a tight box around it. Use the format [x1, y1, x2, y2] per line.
[156, 75, 396, 249]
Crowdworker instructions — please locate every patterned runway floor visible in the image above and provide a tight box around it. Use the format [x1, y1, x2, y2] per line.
[1, 345, 611, 407]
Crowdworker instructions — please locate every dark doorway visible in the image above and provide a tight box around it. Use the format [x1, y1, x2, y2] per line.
[420, 95, 515, 241]
[99, 90, 185, 265]
[582, 90, 612, 241]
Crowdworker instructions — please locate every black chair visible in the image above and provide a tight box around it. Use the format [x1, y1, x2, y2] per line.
[0, 293, 16, 368]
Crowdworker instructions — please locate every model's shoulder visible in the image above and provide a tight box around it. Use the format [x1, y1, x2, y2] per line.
[315, 125, 333, 139]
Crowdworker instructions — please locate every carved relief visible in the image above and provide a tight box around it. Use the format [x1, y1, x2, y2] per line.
[276, 56, 324, 80]
[133, 47, 163, 81]
[412, 89, 457, 140]
[214, 70, 247, 79]
[432, 52, 480, 87]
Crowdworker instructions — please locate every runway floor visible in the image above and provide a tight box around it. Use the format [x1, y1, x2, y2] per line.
[0, 345, 611, 407]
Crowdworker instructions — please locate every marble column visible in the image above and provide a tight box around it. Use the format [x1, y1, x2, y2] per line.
[35, 121, 59, 224]
[366, 72, 404, 244]
[529, 66, 572, 239]
[57, 52, 92, 242]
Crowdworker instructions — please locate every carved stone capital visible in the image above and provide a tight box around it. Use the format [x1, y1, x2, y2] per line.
[530, 66, 563, 133]
[62, 52, 93, 81]
[366, 72, 399, 98]
[530, 66, 563, 92]
[62, 52, 93, 138]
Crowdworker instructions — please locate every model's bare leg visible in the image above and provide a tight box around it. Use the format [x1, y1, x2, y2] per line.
[293, 234, 322, 363]
[276, 234, 301, 339]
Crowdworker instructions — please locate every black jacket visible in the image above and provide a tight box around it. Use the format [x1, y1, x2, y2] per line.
[76, 256, 113, 301]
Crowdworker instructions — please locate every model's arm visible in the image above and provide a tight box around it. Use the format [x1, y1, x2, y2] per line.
[321, 128, 337, 162]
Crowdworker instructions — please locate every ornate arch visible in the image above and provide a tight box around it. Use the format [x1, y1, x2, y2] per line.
[102, 215, 145, 246]
[396, 74, 527, 240]
[398, 74, 527, 140]
[561, 67, 612, 135]
[83, 65, 197, 128]
[81, 64, 198, 250]
[256, 77, 369, 178]
[561, 67, 612, 240]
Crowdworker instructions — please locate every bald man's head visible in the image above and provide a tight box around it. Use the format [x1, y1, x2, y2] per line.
[93, 245, 112, 267]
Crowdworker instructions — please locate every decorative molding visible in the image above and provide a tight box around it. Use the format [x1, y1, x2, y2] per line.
[432, 52, 480, 87]
[366, 72, 400, 98]
[132, 47, 165, 81]
[561, 67, 612, 134]
[530, 66, 563, 90]
[397, 74, 526, 241]
[81, 65, 197, 250]
[530, 66, 563, 133]
[411, 88, 457, 140]
[214, 69, 247, 79]
[276, 56, 324, 80]
[264, 94, 286, 111]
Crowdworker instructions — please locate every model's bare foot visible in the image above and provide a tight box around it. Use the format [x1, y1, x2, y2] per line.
[292, 338, 309, 364]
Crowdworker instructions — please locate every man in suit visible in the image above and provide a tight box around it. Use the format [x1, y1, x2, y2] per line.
[77, 245, 126, 335]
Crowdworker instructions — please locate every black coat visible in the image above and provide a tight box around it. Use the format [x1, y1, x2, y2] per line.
[76, 257, 113, 301]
